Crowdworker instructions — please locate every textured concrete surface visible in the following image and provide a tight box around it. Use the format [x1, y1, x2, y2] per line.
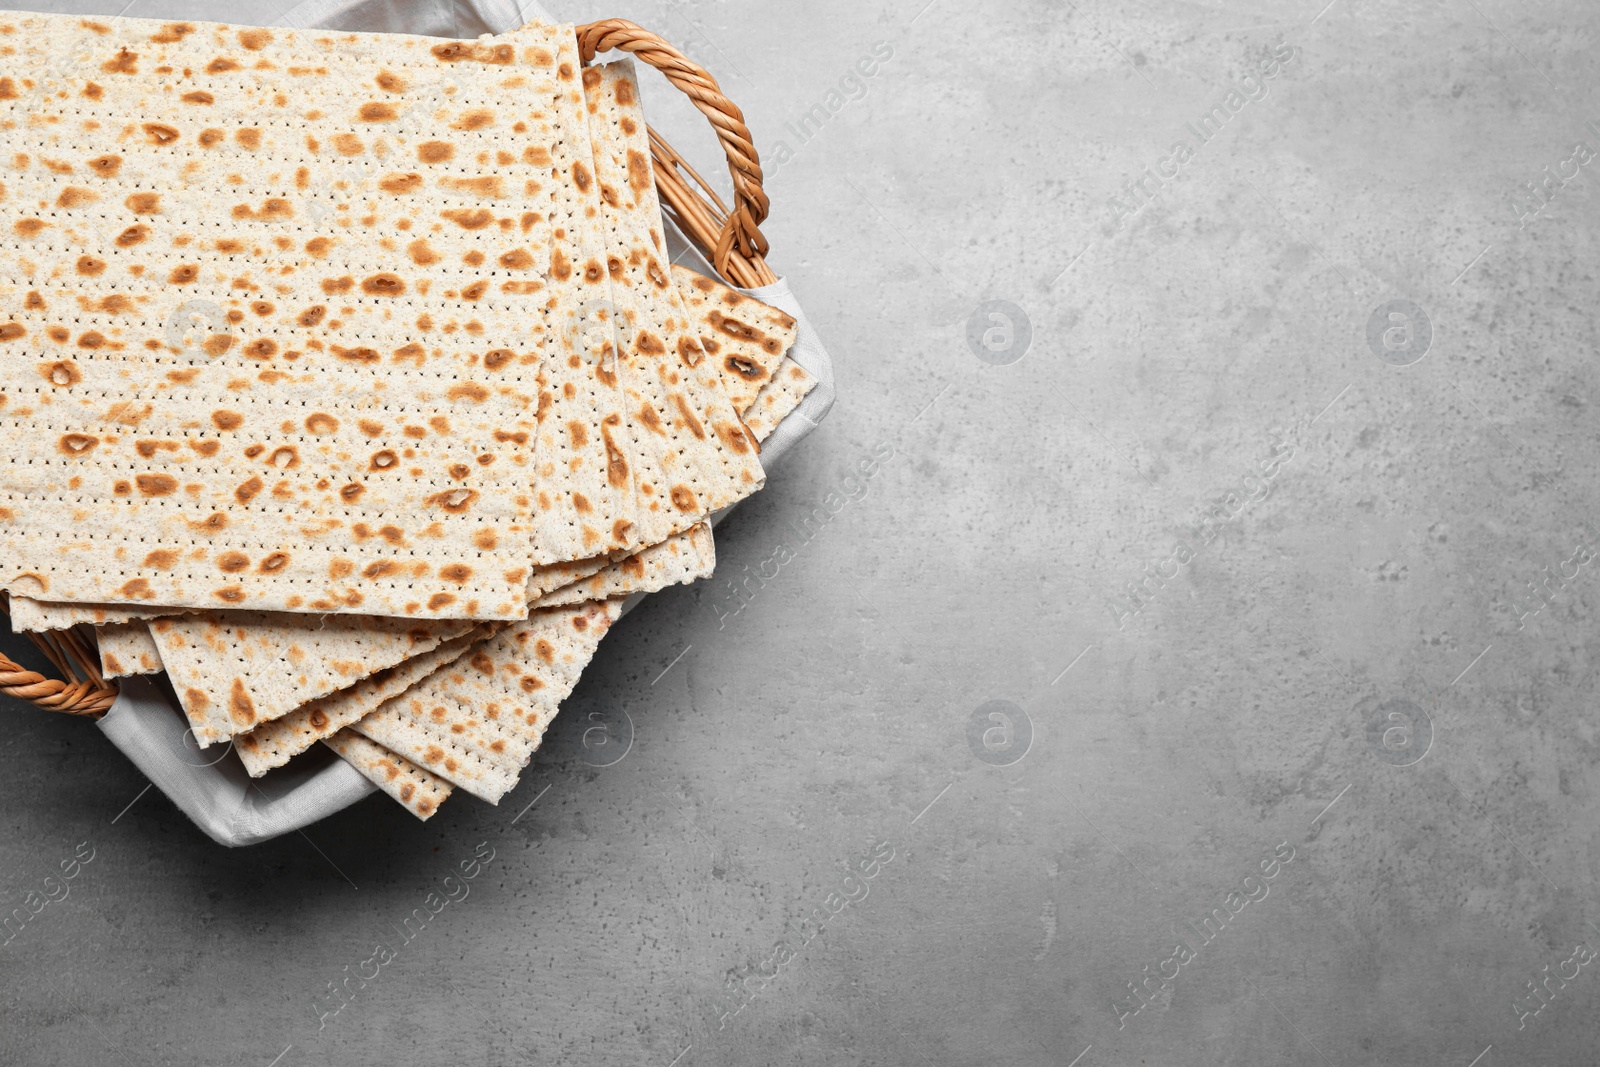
[5, 0, 1600, 1063]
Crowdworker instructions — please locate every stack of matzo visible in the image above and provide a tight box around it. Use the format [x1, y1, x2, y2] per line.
[0, 13, 817, 820]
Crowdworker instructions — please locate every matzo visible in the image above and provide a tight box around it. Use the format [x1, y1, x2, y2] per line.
[672, 264, 796, 413]
[353, 599, 619, 802]
[10, 550, 594, 630]
[150, 608, 474, 744]
[15, 315, 790, 632]
[0, 12, 638, 616]
[233, 627, 484, 775]
[532, 521, 712, 608]
[324, 728, 452, 820]
[9, 596, 186, 632]
[248, 521, 707, 760]
[95, 619, 161, 676]
[232, 519, 703, 770]
[130, 259, 782, 727]
[570, 58, 764, 549]
[743, 358, 817, 442]
[137, 502, 636, 741]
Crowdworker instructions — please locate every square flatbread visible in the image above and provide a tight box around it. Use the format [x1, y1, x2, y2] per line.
[233, 626, 486, 775]
[324, 729, 452, 820]
[353, 599, 620, 802]
[0, 12, 648, 618]
[230, 519, 710, 765]
[82, 57, 776, 735]
[149, 609, 474, 745]
[9, 284, 791, 633]
[144, 511, 699, 745]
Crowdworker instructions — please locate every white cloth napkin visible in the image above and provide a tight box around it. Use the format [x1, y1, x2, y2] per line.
[98, 677, 378, 845]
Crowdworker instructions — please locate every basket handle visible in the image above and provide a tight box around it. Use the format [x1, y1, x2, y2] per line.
[0, 604, 117, 718]
[576, 19, 777, 288]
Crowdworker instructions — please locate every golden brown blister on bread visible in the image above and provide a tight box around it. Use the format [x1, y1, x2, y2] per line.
[0, 12, 638, 616]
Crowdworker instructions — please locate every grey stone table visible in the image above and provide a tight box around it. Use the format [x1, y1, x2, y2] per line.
[4, 0, 1599, 1063]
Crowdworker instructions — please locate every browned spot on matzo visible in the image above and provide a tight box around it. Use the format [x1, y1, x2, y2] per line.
[229, 678, 256, 726]
[440, 175, 503, 197]
[150, 22, 192, 43]
[361, 273, 405, 296]
[59, 433, 97, 455]
[38, 360, 80, 386]
[381, 173, 423, 194]
[427, 488, 478, 512]
[102, 48, 138, 74]
[451, 109, 495, 131]
[418, 141, 454, 163]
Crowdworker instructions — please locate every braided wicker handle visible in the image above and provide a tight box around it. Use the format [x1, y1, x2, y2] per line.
[0, 604, 118, 718]
[1, 19, 776, 721]
[576, 19, 777, 288]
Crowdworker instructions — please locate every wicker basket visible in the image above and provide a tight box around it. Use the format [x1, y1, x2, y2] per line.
[0, 18, 775, 720]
